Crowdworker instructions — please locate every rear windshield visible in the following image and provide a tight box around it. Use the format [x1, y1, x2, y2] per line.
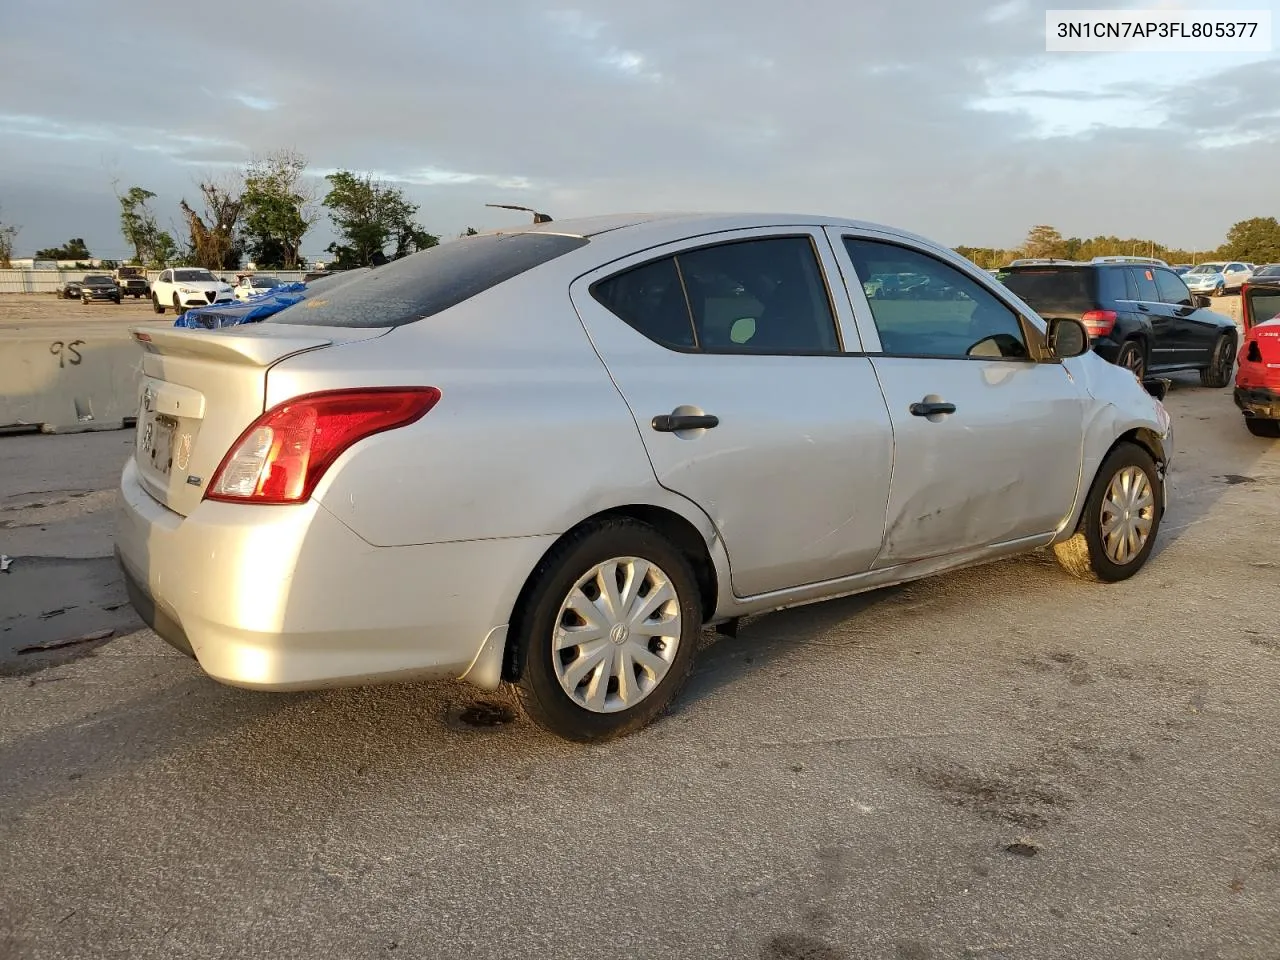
[272, 233, 589, 328]
[1248, 289, 1280, 326]
[1000, 268, 1096, 313]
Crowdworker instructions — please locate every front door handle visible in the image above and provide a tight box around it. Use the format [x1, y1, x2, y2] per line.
[652, 413, 719, 432]
[909, 400, 956, 417]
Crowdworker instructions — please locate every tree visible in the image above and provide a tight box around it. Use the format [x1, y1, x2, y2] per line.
[1024, 224, 1065, 259]
[1221, 217, 1280, 264]
[460, 226, 479, 237]
[34, 238, 91, 260]
[0, 204, 18, 268]
[321, 171, 438, 268]
[116, 185, 177, 267]
[180, 175, 244, 270]
[240, 149, 318, 269]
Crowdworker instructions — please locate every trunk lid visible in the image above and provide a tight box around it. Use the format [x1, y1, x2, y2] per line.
[130, 323, 388, 516]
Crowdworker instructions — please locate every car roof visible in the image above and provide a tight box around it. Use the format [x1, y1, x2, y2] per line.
[476, 210, 945, 250]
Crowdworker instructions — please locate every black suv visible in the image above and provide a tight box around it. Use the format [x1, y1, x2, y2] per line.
[1000, 261, 1238, 386]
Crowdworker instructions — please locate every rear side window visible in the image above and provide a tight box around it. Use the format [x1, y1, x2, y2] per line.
[273, 233, 589, 328]
[591, 236, 841, 354]
[1128, 266, 1159, 302]
[1154, 268, 1192, 306]
[1000, 268, 1096, 313]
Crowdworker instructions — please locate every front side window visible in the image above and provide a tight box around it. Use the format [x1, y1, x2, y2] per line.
[591, 235, 841, 354]
[1154, 269, 1192, 306]
[844, 238, 1028, 359]
[160, 271, 172, 283]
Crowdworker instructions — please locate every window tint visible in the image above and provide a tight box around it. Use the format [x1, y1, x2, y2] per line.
[591, 236, 841, 354]
[273, 233, 589, 328]
[590, 257, 695, 348]
[1000, 268, 1095, 314]
[1154, 269, 1192, 306]
[174, 269, 217, 282]
[845, 238, 1028, 359]
[1129, 266, 1159, 302]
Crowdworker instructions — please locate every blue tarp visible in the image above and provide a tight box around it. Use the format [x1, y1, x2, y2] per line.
[173, 283, 308, 329]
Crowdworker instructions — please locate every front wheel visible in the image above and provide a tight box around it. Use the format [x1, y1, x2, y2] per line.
[1213, 283, 1225, 297]
[152, 295, 165, 315]
[1245, 418, 1280, 438]
[172, 294, 183, 315]
[512, 518, 703, 742]
[1115, 340, 1146, 380]
[1054, 442, 1163, 583]
[1200, 331, 1236, 388]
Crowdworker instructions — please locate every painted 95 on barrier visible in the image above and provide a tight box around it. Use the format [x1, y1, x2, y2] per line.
[1046, 9, 1273, 52]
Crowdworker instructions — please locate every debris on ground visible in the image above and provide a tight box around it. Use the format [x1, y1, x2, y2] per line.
[17, 628, 114, 654]
[0, 555, 11, 573]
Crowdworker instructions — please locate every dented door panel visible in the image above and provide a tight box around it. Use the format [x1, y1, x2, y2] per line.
[868, 356, 1086, 567]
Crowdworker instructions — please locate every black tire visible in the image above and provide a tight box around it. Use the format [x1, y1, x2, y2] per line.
[1200, 331, 1236, 388]
[1053, 442, 1163, 583]
[152, 295, 165, 315]
[1115, 339, 1146, 380]
[512, 517, 703, 742]
[1245, 418, 1280, 438]
[172, 294, 183, 314]
[1213, 283, 1225, 297]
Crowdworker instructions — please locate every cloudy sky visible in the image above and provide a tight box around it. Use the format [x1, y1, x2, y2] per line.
[0, 0, 1276, 261]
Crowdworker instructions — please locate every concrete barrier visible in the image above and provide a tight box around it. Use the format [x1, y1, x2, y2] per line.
[0, 325, 151, 433]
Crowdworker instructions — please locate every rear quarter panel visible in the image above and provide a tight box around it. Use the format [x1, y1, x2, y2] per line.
[270, 274, 677, 546]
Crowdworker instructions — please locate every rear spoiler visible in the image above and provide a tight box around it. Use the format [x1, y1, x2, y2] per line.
[131, 326, 334, 367]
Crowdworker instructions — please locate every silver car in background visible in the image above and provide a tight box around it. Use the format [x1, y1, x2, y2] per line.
[116, 213, 1173, 742]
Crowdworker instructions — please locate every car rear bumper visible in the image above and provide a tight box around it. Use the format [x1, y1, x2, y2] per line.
[115, 458, 554, 691]
[1235, 385, 1280, 419]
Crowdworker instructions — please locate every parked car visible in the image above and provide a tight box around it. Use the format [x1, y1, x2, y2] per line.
[1000, 260, 1237, 384]
[117, 212, 1173, 742]
[150, 268, 235, 315]
[1091, 255, 1169, 267]
[233, 275, 283, 301]
[57, 277, 87, 299]
[1234, 271, 1280, 437]
[1247, 263, 1280, 281]
[75, 275, 122, 304]
[1183, 261, 1252, 296]
[113, 266, 150, 299]
[1171, 264, 1193, 276]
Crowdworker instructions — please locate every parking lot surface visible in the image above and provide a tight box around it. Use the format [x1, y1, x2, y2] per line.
[1, 344, 1277, 958]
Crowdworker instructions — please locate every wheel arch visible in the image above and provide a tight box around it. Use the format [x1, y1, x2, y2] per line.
[497, 503, 722, 684]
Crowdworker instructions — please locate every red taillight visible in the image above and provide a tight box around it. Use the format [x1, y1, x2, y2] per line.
[205, 387, 441, 504]
[1080, 310, 1117, 336]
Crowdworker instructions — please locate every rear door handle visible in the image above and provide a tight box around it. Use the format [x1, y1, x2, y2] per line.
[909, 401, 956, 417]
[1137, 303, 1150, 312]
[652, 413, 719, 432]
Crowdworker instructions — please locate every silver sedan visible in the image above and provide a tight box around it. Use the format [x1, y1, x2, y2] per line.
[116, 212, 1173, 741]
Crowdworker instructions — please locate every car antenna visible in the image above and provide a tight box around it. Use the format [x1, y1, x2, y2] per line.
[486, 203, 553, 224]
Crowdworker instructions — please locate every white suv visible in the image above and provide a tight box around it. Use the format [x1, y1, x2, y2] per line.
[151, 268, 235, 315]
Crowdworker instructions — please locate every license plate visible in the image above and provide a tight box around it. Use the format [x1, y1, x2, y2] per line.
[141, 416, 177, 477]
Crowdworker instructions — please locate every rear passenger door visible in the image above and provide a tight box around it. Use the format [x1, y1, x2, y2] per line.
[828, 229, 1088, 567]
[570, 228, 895, 598]
[1125, 266, 1177, 369]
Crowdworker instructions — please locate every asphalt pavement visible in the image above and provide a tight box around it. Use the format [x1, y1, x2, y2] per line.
[1, 370, 1277, 960]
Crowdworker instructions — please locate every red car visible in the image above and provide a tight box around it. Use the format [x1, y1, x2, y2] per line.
[1234, 271, 1280, 438]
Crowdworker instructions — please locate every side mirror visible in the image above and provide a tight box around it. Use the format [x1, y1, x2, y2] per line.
[1195, 295, 1211, 308]
[1045, 317, 1090, 359]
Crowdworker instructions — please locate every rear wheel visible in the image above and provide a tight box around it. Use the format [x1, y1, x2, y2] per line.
[1245, 418, 1280, 438]
[152, 294, 165, 315]
[1116, 340, 1146, 380]
[1200, 331, 1236, 388]
[1054, 442, 1163, 583]
[512, 518, 703, 742]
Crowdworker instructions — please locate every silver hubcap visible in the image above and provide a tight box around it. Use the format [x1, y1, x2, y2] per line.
[552, 557, 682, 714]
[1100, 466, 1155, 565]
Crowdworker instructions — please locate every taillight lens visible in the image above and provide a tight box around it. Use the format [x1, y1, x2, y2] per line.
[206, 387, 441, 504]
[1080, 310, 1117, 336]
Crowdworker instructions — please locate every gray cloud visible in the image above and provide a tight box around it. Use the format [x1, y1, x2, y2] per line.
[0, 0, 1276, 259]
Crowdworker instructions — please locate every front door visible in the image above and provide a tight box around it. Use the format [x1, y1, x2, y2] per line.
[827, 229, 1089, 567]
[570, 228, 896, 598]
